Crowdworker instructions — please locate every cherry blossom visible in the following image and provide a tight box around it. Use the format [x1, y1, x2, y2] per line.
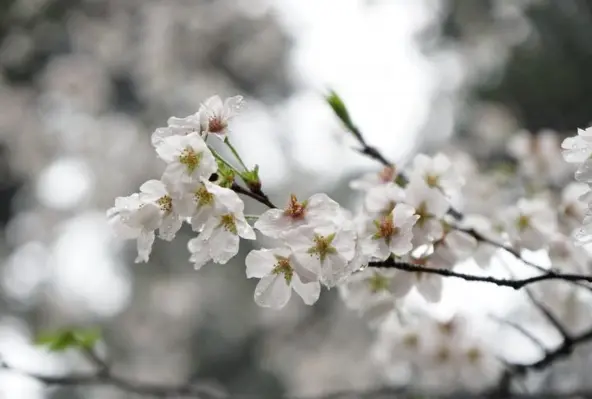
[155, 132, 217, 184]
[362, 203, 419, 260]
[151, 112, 203, 147]
[254, 193, 341, 239]
[405, 180, 450, 245]
[410, 153, 464, 198]
[501, 198, 556, 251]
[285, 224, 357, 288]
[245, 247, 320, 309]
[107, 193, 161, 263]
[350, 165, 399, 191]
[187, 196, 255, 269]
[199, 95, 244, 140]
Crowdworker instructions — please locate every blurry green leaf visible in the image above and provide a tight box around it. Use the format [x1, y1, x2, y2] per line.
[326, 90, 357, 133]
[73, 328, 102, 349]
[35, 327, 101, 352]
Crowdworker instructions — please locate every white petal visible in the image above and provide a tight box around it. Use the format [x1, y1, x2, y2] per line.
[254, 275, 292, 309]
[188, 238, 211, 270]
[236, 217, 256, 240]
[159, 213, 182, 241]
[416, 275, 443, 303]
[245, 249, 276, 278]
[135, 230, 155, 263]
[291, 275, 321, 305]
[392, 203, 417, 226]
[332, 228, 357, 261]
[390, 271, 415, 297]
[209, 229, 240, 264]
[254, 209, 292, 238]
[389, 235, 414, 256]
[139, 179, 167, 200]
[155, 135, 183, 163]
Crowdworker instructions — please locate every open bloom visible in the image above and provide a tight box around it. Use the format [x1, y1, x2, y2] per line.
[502, 198, 556, 251]
[151, 112, 203, 147]
[364, 182, 406, 216]
[340, 268, 412, 310]
[285, 224, 357, 288]
[350, 165, 400, 191]
[107, 193, 161, 263]
[363, 203, 419, 260]
[188, 195, 255, 269]
[254, 193, 341, 239]
[138, 179, 184, 241]
[410, 153, 464, 198]
[199, 95, 244, 140]
[245, 247, 320, 309]
[176, 178, 243, 232]
[405, 180, 449, 245]
[156, 132, 216, 184]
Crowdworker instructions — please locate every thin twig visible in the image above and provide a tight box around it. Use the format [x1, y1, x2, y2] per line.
[489, 314, 548, 355]
[231, 183, 276, 209]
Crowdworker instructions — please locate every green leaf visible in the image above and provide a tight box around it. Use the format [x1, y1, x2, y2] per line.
[35, 327, 102, 352]
[74, 328, 102, 349]
[326, 90, 353, 129]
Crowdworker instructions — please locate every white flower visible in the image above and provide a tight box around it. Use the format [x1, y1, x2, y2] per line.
[199, 95, 244, 140]
[285, 224, 357, 288]
[392, 253, 454, 303]
[435, 226, 478, 263]
[350, 165, 399, 191]
[187, 195, 255, 269]
[254, 193, 340, 239]
[502, 198, 556, 251]
[107, 193, 161, 263]
[245, 247, 320, 309]
[364, 182, 406, 215]
[405, 180, 449, 245]
[156, 132, 217, 184]
[410, 153, 464, 197]
[363, 203, 419, 260]
[138, 179, 184, 241]
[339, 268, 412, 311]
[548, 234, 589, 274]
[176, 178, 243, 232]
[562, 126, 592, 164]
[151, 112, 203, 147]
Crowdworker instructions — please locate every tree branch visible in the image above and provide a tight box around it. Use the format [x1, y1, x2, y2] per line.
[368, 259, 592, 289]
[231, 182, 276, 209]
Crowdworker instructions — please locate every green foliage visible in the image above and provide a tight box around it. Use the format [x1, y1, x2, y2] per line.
[326, 91, 354, 129]
[35, 327, 101, 352]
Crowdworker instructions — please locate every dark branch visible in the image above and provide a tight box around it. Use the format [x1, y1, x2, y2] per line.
[368, 259, 592, 289]
[231, 183, 276, 209]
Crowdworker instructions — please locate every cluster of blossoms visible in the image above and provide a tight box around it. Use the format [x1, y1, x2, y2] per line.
[373, 315, 501, 392]
[108, 94, 592, 393]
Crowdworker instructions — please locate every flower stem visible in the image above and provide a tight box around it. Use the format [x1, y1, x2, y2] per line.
[224, 138, 249, 171]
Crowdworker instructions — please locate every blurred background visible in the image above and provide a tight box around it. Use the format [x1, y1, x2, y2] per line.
[0, 0, 590, 397]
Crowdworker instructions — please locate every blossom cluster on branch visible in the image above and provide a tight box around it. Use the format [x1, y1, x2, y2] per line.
[101, 93, 592, 395]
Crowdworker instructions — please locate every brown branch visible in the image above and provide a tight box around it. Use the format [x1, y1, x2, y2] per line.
[368, 259, 592, 289]
[231, 183, 276, 209]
